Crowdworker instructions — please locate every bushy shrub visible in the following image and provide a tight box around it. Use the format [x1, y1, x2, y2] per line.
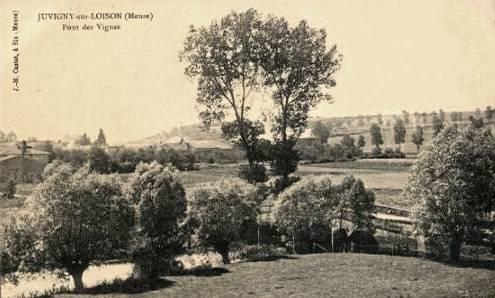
[0, 215, 42, 282]
[4, 180, 16, 199]
[333, 228, 349, 252]
[348, 230, 379, 253]
[238, 244, 286, 262]
[369, 147, 405, 159]
[371, 146, 382, 156]
[238, 163, 268, 184]
[270, 176, 301, 195]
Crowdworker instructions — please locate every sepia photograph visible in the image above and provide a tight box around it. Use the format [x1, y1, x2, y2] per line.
[0, 0, 494, 297]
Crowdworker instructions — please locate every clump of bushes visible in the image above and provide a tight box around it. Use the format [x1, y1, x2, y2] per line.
[348, 230, 379, 253]
[367, 147, 405, 159]
[238, 244, 287, 262]
[238, 163, 268, 184]
[272, 175, 376, 254]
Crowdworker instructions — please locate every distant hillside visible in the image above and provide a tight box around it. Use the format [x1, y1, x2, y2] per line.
[308, 109, 495, 155]
[126, 124, 233, 149]
[128, 108, 494, 154]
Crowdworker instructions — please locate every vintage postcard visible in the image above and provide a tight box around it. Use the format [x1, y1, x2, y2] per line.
[1, 1, 494, 297]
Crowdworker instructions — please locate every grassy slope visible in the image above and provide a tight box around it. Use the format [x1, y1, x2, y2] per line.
[57, 254, 495, 298]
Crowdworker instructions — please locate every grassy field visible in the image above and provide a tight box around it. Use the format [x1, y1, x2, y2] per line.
[53, 254, 495, 298]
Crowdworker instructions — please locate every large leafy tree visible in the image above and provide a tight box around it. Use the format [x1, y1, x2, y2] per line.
[258, 16, 342, 180]
[5, 165, 134, 291]
[125, 162, 188, 279]
[273, 176, 336, 252]
[180, 9, 264, 170]
[404, 126, 495, 262]
[188, 178, 258, 264]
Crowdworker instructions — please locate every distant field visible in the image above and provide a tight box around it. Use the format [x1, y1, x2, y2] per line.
[178, 165, 240, 187]
[54, 254, 495, 298]
[177, 160, 414, 207]
[307, 159, 414, 171]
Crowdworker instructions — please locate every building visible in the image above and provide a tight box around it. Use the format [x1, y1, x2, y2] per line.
[0, 142, 50, 189]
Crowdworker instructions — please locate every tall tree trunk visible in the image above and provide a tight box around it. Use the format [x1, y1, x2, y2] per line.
[217, 243, 230, 264]
[449, 238, 461, 263]
[71, 271, 85, 292]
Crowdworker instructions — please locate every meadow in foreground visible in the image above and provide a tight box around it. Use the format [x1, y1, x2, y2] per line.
[54, 254, 494, 298]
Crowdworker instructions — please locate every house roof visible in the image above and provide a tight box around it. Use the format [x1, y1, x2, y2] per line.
[0, 144, 50, 156]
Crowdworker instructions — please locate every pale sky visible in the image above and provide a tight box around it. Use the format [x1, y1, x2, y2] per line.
[1, 0, 494, 144]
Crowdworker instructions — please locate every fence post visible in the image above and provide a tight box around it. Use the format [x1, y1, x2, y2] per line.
[331, 229, 334, 253]
[257, 223, 260, 248]
[292, 233, 296, 254]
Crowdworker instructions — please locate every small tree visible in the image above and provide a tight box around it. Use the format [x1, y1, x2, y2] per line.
[432, 115, 444, 136]
[411, 126, 424, 153]
[421, 112, 427, 124]
[12, 165, 134, 291]
[402, 110, 410, 124]
[341, 135, 357, 159]
[126, 162, 188, 279]
[450, 111, 458, 122]
[404, 126, 495, 262]
[376, 114, 383, 125]
[393, 118, 407, 151]
[75, 133, 91, 146]
[94, 128, 107, 146]
[188, 178, 258, 264]
[369, 124, 383, 150]
[312, 121, 330, 144]
[340, 176, 375, 232]
[438, 109, 446, 122]
[357, 135, 366, 149]
[485, 106, 493, 120]
[88, 146, 111, 173]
